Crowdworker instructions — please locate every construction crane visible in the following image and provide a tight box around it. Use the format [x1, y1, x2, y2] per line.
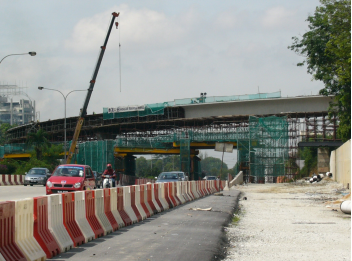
[66, 12, 119, 164]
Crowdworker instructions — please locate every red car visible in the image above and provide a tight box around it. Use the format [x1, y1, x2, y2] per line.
[46, 164, 96, 195]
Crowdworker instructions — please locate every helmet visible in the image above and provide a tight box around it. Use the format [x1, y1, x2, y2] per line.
[107, 164, 112, 169]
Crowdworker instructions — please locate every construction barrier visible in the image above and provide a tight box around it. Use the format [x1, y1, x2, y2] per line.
[85, 191, 105, 238]
[123, 186, 138, 224]
[133, 185, 148, 220]
[168, 183, 178, 207]
[74, 191, 95, 243]
[14, 199, 46, 261]
[0, 174, 25, 185]
[107, 188, 125, 228]
[62, 193, 85, 247]
[173, 182, 182, 205]
[0, 201, 27, 261]
[140, 184, 152, 217]
[130, 186, 143, 221]
[94, 189, 113, 235]
[155, 183, 167, 211]
[103, 189, 119, 231]
[146, 183, 159, 214]
[33, 196, 61, 259]
[47, 194, 74, 252]
[159, 183, 172, 209]
[116, 187, 132, 226]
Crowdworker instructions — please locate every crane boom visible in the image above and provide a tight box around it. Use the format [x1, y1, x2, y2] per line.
[66, 12, 119, 164]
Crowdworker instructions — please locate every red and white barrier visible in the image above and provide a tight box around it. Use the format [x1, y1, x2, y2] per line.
[48, 194, 74, 252]
[0, 201, 27, 261]
[0, 174, 25, 185]
[123, 186, 138, 224]
[141, 184, 152, 217]
[117, 187, 133, 226]
[84, 191, 105, 238]
[14, 198, 47, 261]
[146, 183, 159, 214]
[152, 183, 164, 212]
[94, 189, 113, 235]
[130, 186, 143, 221]
[102, 189, 119, 232]
[108, 188, 125, 228]
[74, 191, 95, 243]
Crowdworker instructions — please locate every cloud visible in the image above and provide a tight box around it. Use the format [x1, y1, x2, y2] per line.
[65, 4, 193, 53]
[261, 6, 296, 29]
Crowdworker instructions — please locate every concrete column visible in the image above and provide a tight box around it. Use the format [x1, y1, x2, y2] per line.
[317, 148, 330, 173]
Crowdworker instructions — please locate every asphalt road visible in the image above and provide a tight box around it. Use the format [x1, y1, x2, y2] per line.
[0, 185, 46, 201]
[50, 189, 240, 261]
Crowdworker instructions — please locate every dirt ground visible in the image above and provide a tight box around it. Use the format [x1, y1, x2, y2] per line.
[223, 179, 351, 261]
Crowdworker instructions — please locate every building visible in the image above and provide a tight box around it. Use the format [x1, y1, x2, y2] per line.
[0, 85, 35, 125]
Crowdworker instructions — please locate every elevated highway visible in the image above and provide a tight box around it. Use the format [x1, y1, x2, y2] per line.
[7, 95, 335, 144]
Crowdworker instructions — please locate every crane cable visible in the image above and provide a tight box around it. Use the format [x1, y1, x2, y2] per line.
[118, 15, 122, 93]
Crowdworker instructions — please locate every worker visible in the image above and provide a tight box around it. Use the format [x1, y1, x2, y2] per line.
[102, 163, 117, 187]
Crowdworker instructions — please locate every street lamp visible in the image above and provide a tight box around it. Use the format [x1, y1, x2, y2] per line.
[0, 52, 37, 64]
[38, 86, 87, 162]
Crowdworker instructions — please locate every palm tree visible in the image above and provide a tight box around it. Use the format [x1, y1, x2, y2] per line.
[26, 129, 51, 160]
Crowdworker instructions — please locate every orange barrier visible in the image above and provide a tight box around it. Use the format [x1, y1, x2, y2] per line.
[85, 191, 104, 238]
[62, 193, 85, 246]
[163, 183, 174, 208]
[0, 201, 27, 261]
[130, 186, 142, 222]
[116, 187, 132, 226]
[33, 196, 61, 259]
[168, 183, 178, 207]
[103, 189, 119, 231]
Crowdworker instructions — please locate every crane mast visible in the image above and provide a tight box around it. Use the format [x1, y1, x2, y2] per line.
[66, 12, 119, 164]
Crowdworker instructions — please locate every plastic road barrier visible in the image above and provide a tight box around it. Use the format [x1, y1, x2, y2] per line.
[153, 183, 165, 211]
[0, 175, 5, 186]
[62, 193, 85, 246]
[47, 194, 74, 252]
[176, 182, 185, 204]
[103, 189, 119, 231]
[116, 187, 132, 226]
[168, 183, 178, 207]
[141, 184, 152, 217]
[4, 175, 11, 186]
[164, 183, 174, 208]
[130, 186, 143, 221]
[123, 186, 138, 224]
[134, 185, 149, 219]
[84, 191, 105, 238]
[109, 188, 125, 228]
[173, 182, 182, 205]
[74, 191, 95, 243]
[190, 181, 199, 199]
[33, 196, 61, 259]
[159, 183, 171, 209]
[0, 253, 5, 261]
[94, 189, 113, 235]
[14, 199, 46, 261]
[182, 182, 191, 202]
[187, 182, 195, 200]
[0, 201, 27, 261]
[146, 184, 159, 214]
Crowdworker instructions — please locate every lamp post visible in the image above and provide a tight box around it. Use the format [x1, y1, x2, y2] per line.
[38, 86, 87, 162]
[0, 52, 36, 64]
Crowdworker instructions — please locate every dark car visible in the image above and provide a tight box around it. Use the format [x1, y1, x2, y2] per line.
[24, 168, 51, 186]
[46, 164, 96, 195]
[156, 172, 181, 183]
[93, 171, 102, 188]
[204, 176, 217, 180]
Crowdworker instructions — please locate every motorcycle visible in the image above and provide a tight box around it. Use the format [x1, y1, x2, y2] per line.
[102, 174, 115, 188]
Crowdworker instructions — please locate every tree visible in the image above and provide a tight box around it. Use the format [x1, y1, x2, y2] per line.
[289, 0, 351, 141]
[26, 129, 51, 160]
[201, 157, 228, 178]
[0, 123, 17, 145]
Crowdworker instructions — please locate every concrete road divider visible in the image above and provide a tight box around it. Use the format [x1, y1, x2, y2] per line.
[140, 184, 152, 218]
[173, 182, 182, 205]
[133, 185, 148, 219]
[48, 194, 74, 252]
[146, 184, 159, 214]
[33, 196, 61, 259]
[187, 182, 195, 200]
[176, 182, 185, 204]
[151, 183, 162, 213]
[0, 201, 27, 261]
[94, 189, 113, 235]
[103, 189, 119, 231]
[74, 191, 95, 243]
[109, 188, 126, 228]
[130, 186, 143, 221]
[168, 183, 178, 207]
[116, 187, 132, 226]
[14, 198, 46, 261]
[62, 193, 85, 247]
[84, 191, 105, 238]
[123, 186, 138, 224]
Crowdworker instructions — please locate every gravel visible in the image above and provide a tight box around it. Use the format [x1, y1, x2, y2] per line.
[223, 179, 351, 261]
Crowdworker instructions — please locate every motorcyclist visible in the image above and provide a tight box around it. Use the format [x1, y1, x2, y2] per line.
[102, 163, 117, 187]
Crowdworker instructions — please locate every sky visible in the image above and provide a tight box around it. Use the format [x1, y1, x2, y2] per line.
[0, 0, 325, 168]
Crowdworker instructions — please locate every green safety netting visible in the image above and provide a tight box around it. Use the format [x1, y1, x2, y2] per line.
[103, 91, 281, 120]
